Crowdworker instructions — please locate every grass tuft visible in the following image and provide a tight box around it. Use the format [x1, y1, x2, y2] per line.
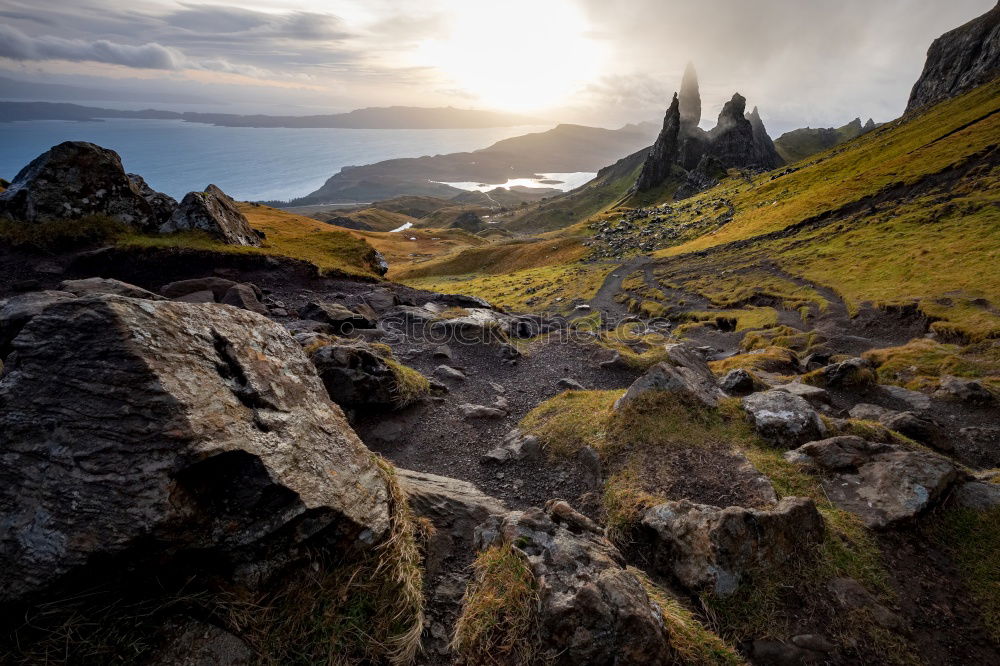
[451, 543, 539, 666]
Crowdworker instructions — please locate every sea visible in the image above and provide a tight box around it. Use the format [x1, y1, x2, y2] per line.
[0, 118, 555, 202]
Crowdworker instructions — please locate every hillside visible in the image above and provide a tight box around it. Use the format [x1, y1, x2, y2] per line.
[773, 117, 876, 163]
[287, 122, 658, 205]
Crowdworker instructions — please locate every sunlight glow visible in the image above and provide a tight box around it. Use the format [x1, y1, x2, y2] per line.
[411, 0, 605, 113]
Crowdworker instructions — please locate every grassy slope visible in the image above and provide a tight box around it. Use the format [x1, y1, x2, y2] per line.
[121, 203, 384, 278]
[646, 80, 1000, 339]
[398, 235, 610, 312]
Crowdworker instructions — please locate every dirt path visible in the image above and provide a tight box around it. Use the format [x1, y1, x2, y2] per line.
[587, 255, 653, 319]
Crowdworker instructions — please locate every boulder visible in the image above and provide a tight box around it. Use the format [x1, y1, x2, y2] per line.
[641, 497, 824, 597]
[0, 290, 76, 358]
[953, 481, 1000, 510]
[934, 375, 995, 405]
[161, 184, 262, 246]
[772, 382, 831, 406]
[474, 501, 675, 665]
[221, 284, 269, 315]
[432, 364, 466, 381]
[299, 301, 375, 332]
[160, 277, 239, 301]
[742, 390, 827, 448]
[848, 403, 943, 447]
[807, 357, 874, 388]
[481, 429, 541, 465]
[176, 290, 216, 304]
[359, 287, 399, 312]
[0, 295, 390, 603]
[127, 173, 178, 226]
[429, 308, 512, 343]
[0, 141, 160, 230]
[458, 403, 506, 419]
[720, 368, 756, 395]
[397, 469, 506, 575]
[784, 436, 961, 528]
[881, 384, 932, 412]
[60, 277, 164, 301]
[615, 343, 724, 409]
[556, 377, 586, 391]
[308, 341, 398, 408]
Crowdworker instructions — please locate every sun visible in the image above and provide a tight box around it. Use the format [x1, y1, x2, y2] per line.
[412, 0, 605, 113]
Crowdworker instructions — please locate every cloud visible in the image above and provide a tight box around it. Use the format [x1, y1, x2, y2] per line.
[0, 24, 183, 70]
[163, 5, 351, 41]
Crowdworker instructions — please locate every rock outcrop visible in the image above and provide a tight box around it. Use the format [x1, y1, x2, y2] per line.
[641, 497, 824, 597]
[615, 342, 724, 408]
[706, 93, 782, 170]
[635, 93, 682, 192]
[162, 184, 262, 246]
[474, 500, 675, 665]
[742, 389, 827, 448]
[308, 341, 401, 408]
[784, 436, 961, 528]
[0, 295, 390, 603]
[127, 173, 178, 226]
[0, 141, 163, 230]
[745, 105, 785, 169]
[678, 61, 702, 131]
[906, 2, 1000, 112]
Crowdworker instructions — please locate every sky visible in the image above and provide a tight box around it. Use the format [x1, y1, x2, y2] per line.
[0, 0, 995, 134]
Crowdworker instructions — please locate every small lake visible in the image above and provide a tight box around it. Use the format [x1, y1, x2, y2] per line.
[437, 171, 597, 193]
[0, 119, 553, 202]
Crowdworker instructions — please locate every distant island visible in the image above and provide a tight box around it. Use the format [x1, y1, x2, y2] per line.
[0, 101, 545, 129]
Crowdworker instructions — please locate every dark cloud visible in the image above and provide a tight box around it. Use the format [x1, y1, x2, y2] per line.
[0, 24, 183, 69]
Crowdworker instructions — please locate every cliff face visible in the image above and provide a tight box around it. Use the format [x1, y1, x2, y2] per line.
[745, 106, 785, 169]
[907, 2, 1000, 112]
[635, 93, 681, 191]
[706, 94, 757, 168]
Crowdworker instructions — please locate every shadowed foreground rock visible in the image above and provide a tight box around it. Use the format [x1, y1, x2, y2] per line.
[0, 295, 390, 603]
[475, 500, 675, 665]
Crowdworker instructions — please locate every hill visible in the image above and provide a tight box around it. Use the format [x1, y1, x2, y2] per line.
[287, 122, 658, 205]
[0, 101, 542, 129]
[773, 117, 877, 163]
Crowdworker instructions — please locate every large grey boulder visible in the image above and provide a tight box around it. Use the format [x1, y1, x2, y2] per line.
[615, 343, 724, 409]
[474, 500, 675, 665]
[641, 497, 824, 597]
[906, 2, 1000, 112]
[742, 389, 827, 447]
[0, 290, 76, 358]
[161, 184, 262, 246]
[784, 436, 961, 528]
[0, 142, 162, 230]
[0, 295, 390, 603]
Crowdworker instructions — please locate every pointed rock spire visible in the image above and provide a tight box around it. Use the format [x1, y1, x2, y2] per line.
[635, 93, 681, 191]
[679, 62, 701, 131]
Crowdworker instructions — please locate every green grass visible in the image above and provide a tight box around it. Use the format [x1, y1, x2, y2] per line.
[677, 272, 829, 313]
[119, 203, 385, 279]
[676, 307, 780, 333]
[520, 389, 621, 457]
[0, 215, 128, 250]
[708, 346, 799, 375]
[927, 507, 1000, 642]
[863, 338, 1000, 392]
[632, 569, 745, 665]
[451, 543, 539, 666]
[385, 359, 431, 407]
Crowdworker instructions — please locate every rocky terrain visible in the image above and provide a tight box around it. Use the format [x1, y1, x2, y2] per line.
[1, 5, 999, 666]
